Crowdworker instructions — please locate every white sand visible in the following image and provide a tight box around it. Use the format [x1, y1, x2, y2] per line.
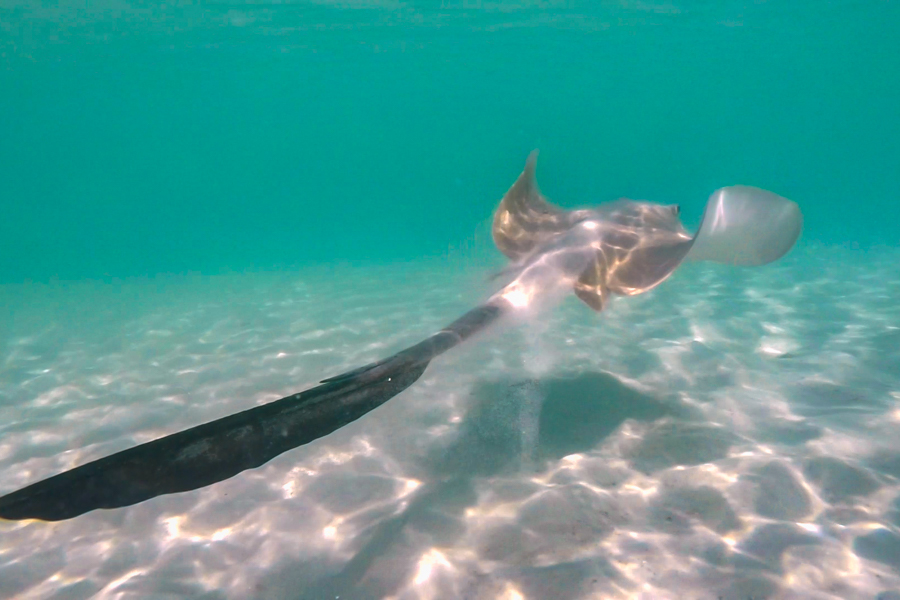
[1, 246, 899, 600]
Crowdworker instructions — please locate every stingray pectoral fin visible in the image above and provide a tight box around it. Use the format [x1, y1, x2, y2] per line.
[491, 150, 574, 261]
[0, 356, 429, 522]
[687, 186, 803, 266]
[605, 238, 695, 296]
[573, 259, 609, 312]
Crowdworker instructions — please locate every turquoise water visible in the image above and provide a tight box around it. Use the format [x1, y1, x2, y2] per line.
[2, 1, 898, 283]
[3, 3, 900, 599]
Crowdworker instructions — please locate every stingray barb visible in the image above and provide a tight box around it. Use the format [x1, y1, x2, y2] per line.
[0, 151, 802, 521]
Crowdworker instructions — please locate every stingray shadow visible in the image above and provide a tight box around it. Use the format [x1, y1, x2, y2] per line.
[270, 371, 687, 599]
[423, 370, 686, 478]
[536, 372, 680, 461]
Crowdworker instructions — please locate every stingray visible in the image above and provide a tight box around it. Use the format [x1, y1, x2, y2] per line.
[0, 151, 802, 521]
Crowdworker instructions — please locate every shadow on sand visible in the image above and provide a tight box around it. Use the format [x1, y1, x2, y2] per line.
[264, 370, 688, 600]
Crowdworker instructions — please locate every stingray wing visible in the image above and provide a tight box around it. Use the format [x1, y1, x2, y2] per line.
[570, 185, 801, 312]
[492, 151, 586, 261]
[574, 260, 610, 312]
[686, 185, 803, 266]
[572, 202, 694, 312]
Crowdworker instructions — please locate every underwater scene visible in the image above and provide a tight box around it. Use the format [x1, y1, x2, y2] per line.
[1, 1, 899, 599]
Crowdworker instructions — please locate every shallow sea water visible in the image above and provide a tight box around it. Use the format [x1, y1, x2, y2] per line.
[2, 246, 900, 599]
[2, 0, 899, 597]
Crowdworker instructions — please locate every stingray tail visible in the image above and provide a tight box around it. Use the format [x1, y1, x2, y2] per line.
[0, 356, 428, 521]
[0, 303, 505, 522]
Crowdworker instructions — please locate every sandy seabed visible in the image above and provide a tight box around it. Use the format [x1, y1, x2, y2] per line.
[1, 246, 900, 600]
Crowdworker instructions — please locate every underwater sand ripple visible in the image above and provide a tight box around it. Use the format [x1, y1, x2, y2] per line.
[1, 249, 899, 599]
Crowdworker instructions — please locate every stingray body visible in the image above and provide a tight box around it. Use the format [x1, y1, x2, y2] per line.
[491, 151, 800, 312]
[0, 151, 802, 521]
